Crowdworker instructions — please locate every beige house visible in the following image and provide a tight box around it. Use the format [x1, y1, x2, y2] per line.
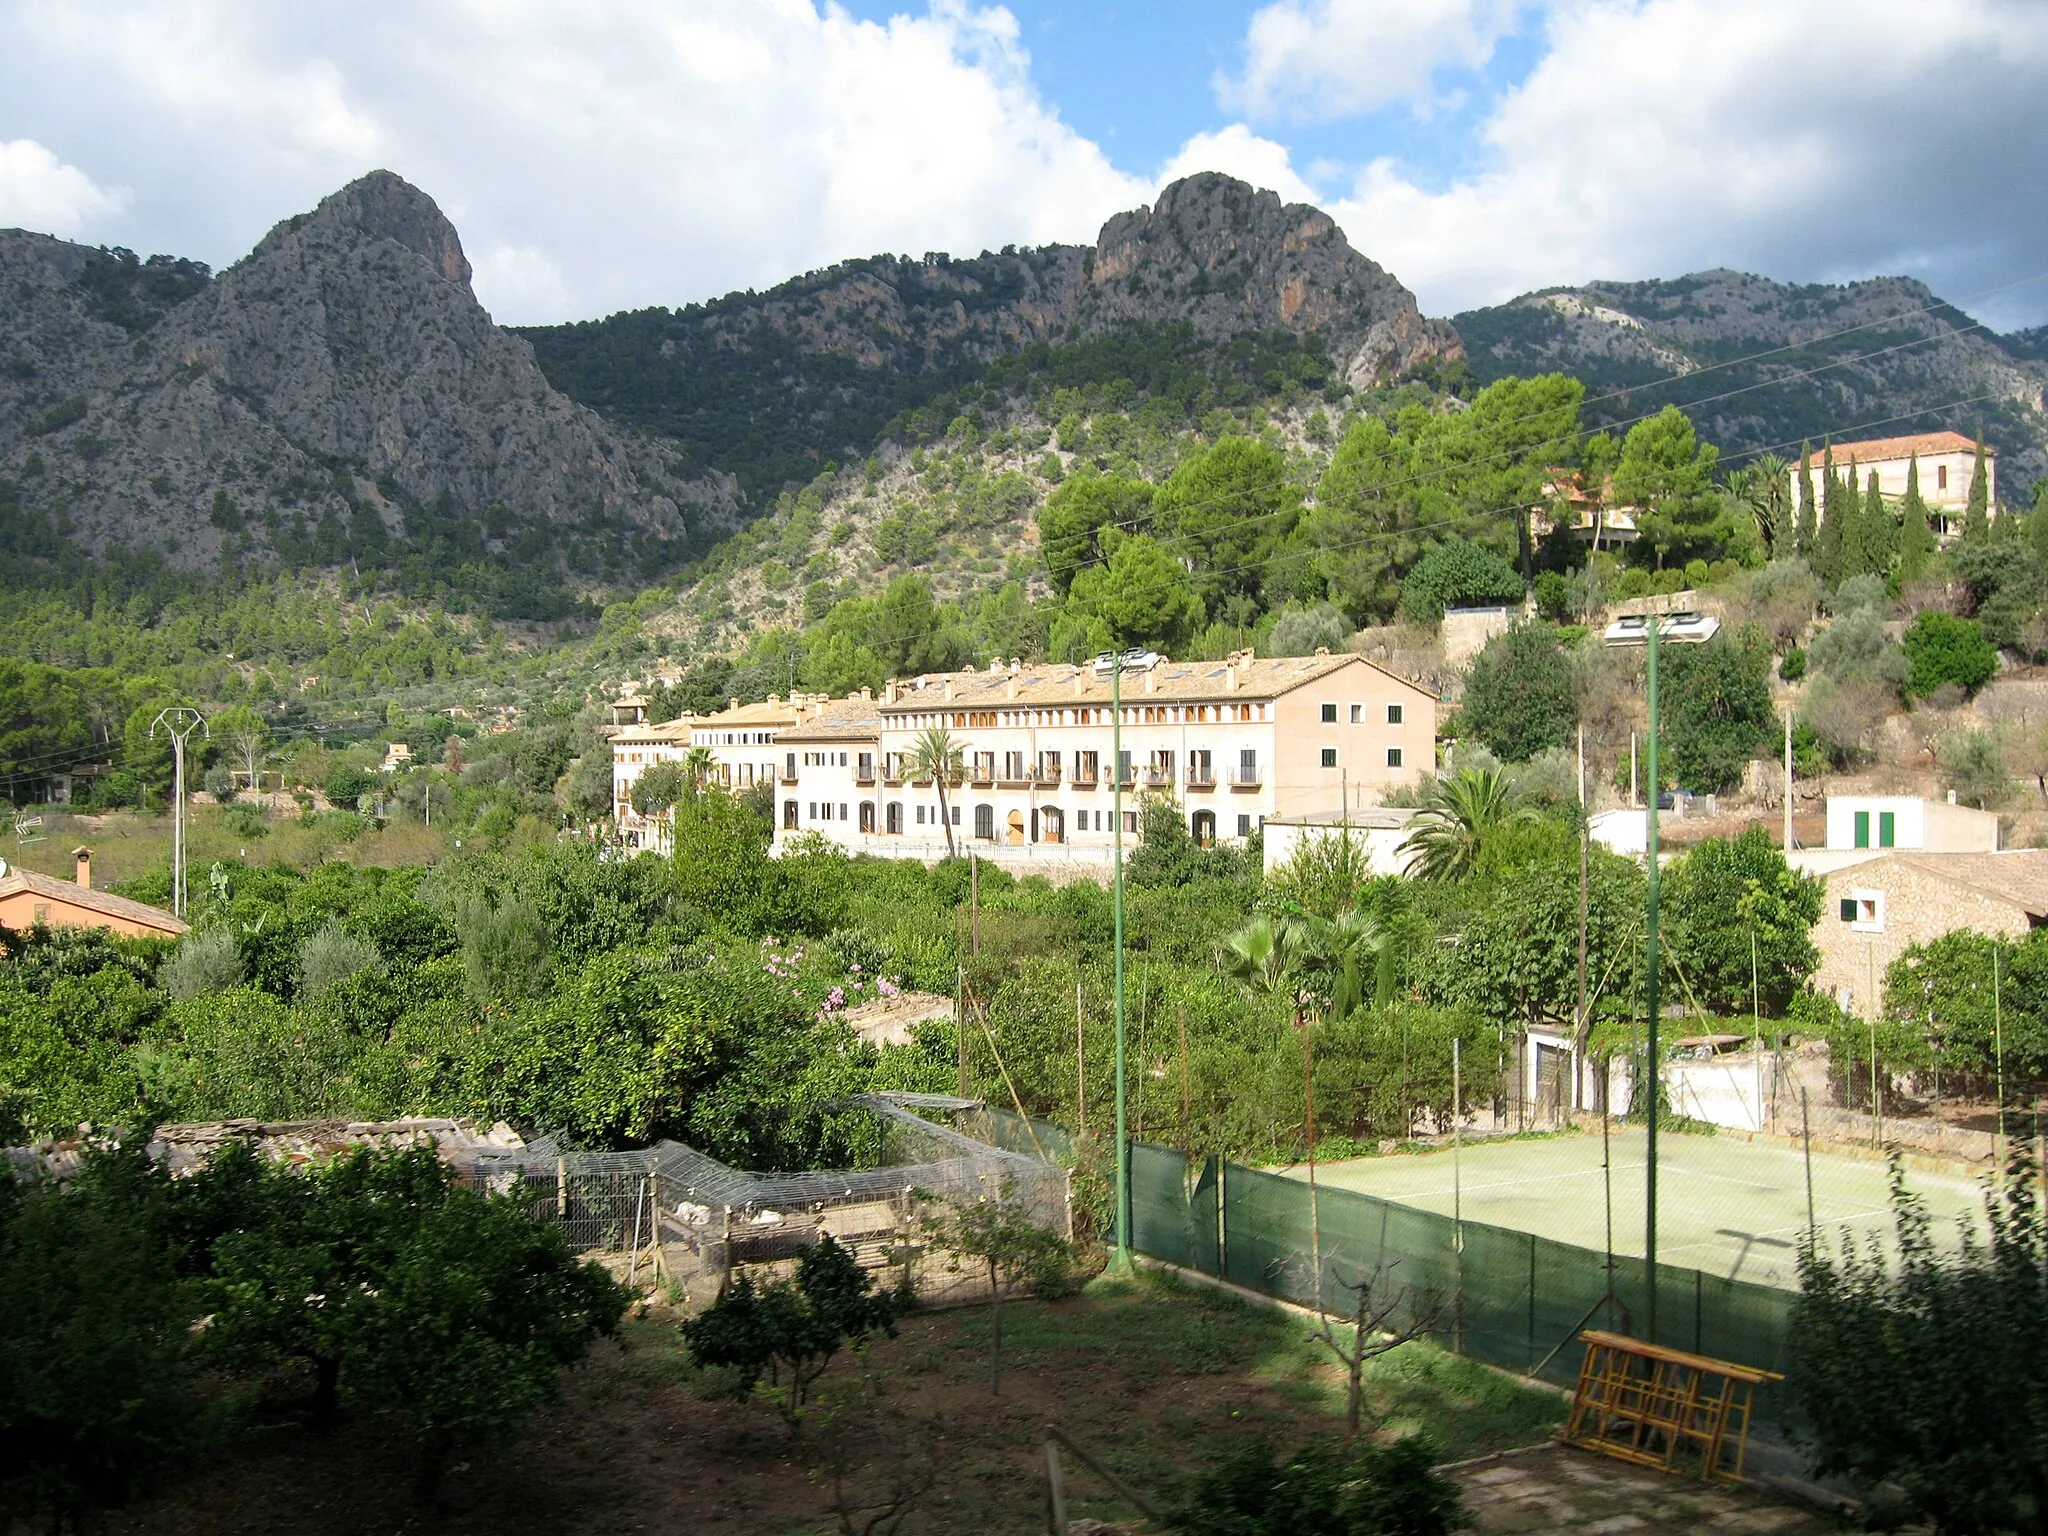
[1812, 851, 2048, 1018]
[770, 650, 1437, 874]
[0, 849, 187, 940]
[1790, 431, 1996, 538]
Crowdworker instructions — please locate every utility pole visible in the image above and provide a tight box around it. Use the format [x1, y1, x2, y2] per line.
[1642, 617, 1662, 1344]
[1111, 651, 1130, 1274]
[151, 707, 207, 918]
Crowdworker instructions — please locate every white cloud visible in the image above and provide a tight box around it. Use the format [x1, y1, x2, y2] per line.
[0, 139, 124, 235]
[0, 0, 1148, 322]
[1155, 125, 1321, 205]
[1316, 0, 2048, 323]
[1221, 0, 1522, 122]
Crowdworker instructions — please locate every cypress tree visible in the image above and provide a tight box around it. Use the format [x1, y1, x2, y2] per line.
[2029, 477, 2048, 565]
[1899, 453, 1936, 583]
[1861, 469, 1893, 577]
[1815, 443, 1845, 580]
[1795, 442, 1817, 557]
[1962, 435, 1990, 542]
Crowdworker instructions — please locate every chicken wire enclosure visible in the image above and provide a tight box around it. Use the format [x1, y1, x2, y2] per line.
[446, 1094, 1069, 1305]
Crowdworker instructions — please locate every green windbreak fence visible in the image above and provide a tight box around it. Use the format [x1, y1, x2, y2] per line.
[970, 1109, 1800, 1436]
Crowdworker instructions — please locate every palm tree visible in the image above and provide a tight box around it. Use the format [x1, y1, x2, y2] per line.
[681, 745, 717, 799]
[1732, 456, 1792, 556]
[1398, 767, 1538, 882]
[1222, 913, 1326, 1309]
[905, 724, 964, 858]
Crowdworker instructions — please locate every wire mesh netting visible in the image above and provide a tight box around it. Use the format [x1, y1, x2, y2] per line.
[445, 1095, 1070, 1309]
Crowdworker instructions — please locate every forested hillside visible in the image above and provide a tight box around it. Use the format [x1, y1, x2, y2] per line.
[1456, 271, 2048, 488]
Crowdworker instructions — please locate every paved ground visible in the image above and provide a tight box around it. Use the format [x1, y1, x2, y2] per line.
[1305, 1125, 1988, 1288]
[1451, 1442, 1842, 1533]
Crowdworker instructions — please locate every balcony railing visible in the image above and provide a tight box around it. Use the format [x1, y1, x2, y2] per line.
[1232, 765, 1262, 788]
[1070, 763, 1099, 787]
[1030, 764, 1062, 786]
[854, 764, 877, 785]
[881, 765, 904, 785]
[1143, 767, 1171, 789]
[1186, 768, 1216, 789]
[779, 769, 799, 785]
[968, 765, 994, 786]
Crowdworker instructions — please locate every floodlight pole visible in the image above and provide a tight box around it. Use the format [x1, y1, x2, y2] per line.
[150, 707, 207, 918]
[1642, 617, 1662, 1345]
[1111, 652, 1131, 1274]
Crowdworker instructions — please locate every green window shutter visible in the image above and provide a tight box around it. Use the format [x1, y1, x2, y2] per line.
[1879, 811, 1895, 847]
[1854, 810, 1870, 848]
[1840, 898, 1858, 922]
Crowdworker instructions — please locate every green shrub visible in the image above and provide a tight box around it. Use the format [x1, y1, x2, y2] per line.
[1166, 1434, 1463, 1536]
[1902, 611, 1998, 699]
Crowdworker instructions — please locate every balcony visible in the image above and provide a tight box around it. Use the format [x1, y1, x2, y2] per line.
[1186, 767, 1216, 790]
[968, 764, 995, 787]
[1030, 764, 1062, 787]
[854, 767, 876, 786]
[1070, 763, 1099, 787]
[1231, 765, 1263, 788]
[881, 764, 904, 786]
[779, 768, 798, 785]
[1143, 767, 1172, 789]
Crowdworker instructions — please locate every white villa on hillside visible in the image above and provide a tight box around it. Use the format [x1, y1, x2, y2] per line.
[1790, 431, 1996, 537]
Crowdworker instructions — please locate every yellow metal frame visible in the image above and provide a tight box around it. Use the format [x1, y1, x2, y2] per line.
[1561, 1329, 1782, 1483]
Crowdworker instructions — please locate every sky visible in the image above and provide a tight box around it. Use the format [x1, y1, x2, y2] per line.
[2, 0, 2046, 331]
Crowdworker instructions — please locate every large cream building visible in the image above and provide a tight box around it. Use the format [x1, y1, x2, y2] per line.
[1790, 431, 1996, 537]
[768, 649, 1436, 872]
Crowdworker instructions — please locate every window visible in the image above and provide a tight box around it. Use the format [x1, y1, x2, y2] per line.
[783, 801, 798, 830]
[838, 803, 848, 821]
[951, 806, 960, 826]
[859, 802, 876, 833]
[975, 804, 995, 840]
[1839, 898, 1856, 922]
[1321, 702, 1338, 723]
[1124, 810, 1139, 834]
[1237, 814, 1251, 838]
[1191, 809, 1216, 847]
[1320, 747, 1338, 768]
[886, 802, 902, 834]
[1386, 748, 1404, 769]
[1387, 703, 1404, 726]
[1847, 890, 1885, 932]
[1938, 464, 1949, 491]
[1854, 810, 1870, 848]
[1879, 811, 1895, 848]
[1349, 703, 1363, 723]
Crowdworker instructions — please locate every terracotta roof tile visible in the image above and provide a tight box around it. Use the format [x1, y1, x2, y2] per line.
[0, 868, 188, 935]
[1798, 432, 1987, 470]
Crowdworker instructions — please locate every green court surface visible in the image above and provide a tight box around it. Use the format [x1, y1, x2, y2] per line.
[1301, 1126, 1992, 1290]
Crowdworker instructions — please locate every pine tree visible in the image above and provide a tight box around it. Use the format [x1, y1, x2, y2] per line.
[1860, 469, 1894, 578]
[1962, 435, 1990, 543]
[1815, 443, 1845, 580]
[1898, 453, 1937, 584]
[1795, 442, 1817, 557]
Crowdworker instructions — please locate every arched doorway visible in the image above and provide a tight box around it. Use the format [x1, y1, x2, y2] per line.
[1191, 809, 1217, 847]
[1006, 809, 1026, 845]
[1039, 806, 1064, 844]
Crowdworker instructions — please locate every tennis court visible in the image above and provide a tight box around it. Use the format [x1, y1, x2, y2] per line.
[1301, 1126, 1991, 1290]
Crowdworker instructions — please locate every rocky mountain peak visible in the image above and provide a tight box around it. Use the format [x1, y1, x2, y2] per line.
[246, 169, 473, 289]
[1079, 173, 1460, 389]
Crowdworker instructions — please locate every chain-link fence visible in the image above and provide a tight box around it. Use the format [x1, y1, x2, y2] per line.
[969, 1109, 1802, 1439]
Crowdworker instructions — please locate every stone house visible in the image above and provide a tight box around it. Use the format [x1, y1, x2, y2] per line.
[1812, 851, 2048, 1017]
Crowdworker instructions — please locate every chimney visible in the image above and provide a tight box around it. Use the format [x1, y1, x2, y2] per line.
[1225, 665, 1238, 694]
[1143, 668, 1156, 695]
[885, 679, 899, 704]
[735, 696, 747, 710]
[1072, 669, 1083, 697]
[73, 846, 91, 890]
[944, 680, 955, 701]
[1006, 676, 1018, 701]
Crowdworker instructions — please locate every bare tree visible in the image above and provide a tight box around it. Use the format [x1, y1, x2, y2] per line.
[1308, 1264, 1444, 1439]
